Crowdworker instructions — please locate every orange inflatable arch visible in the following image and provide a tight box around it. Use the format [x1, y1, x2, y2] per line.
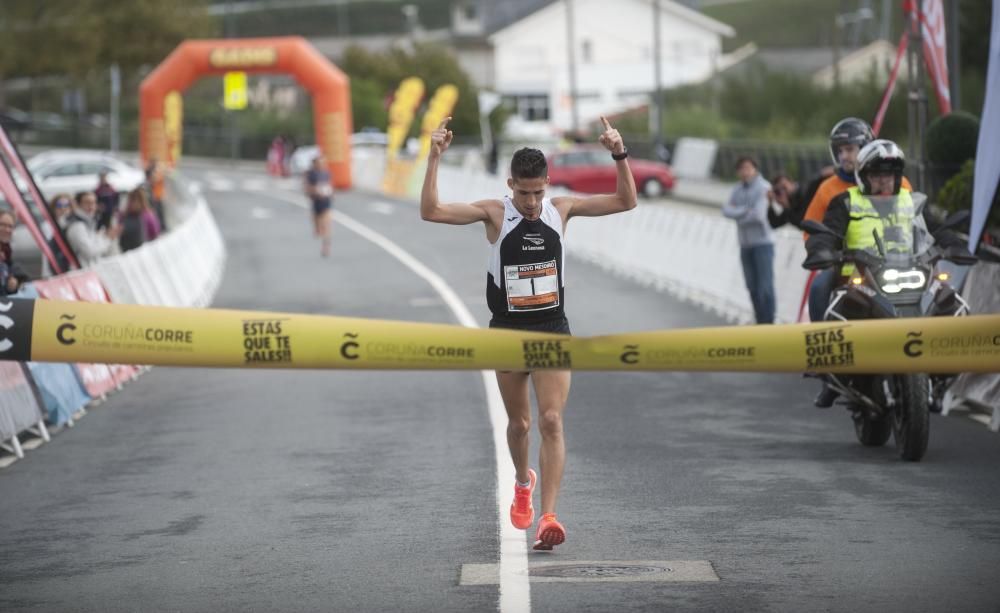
[140, 36, 352, 188]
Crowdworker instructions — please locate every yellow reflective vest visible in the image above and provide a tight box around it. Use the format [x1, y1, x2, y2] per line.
[842, 187, 915, 276]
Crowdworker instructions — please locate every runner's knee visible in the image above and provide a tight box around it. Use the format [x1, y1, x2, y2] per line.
[508, 416, 531, 437]
[538, 410, 563, 438]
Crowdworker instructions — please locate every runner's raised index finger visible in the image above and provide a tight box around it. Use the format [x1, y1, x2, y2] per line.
[438, 117, 452, 130]
[600, 116, 613, 131]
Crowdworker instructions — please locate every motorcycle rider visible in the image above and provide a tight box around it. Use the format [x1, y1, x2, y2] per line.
[805, 139, 912, 277]
[805, 140, 927, 407]
[801, 119, 915, 407]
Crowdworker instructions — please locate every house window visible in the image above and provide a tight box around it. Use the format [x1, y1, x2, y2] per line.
[504, 94, 550, 121]
[581, 40, 592, 63]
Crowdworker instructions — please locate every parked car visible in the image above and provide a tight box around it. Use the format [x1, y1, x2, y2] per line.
[25, 150, 146, 202]
[547, 147, 675, 198]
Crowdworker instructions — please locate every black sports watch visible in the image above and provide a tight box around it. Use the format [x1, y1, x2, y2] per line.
[611, 147, 629, 161]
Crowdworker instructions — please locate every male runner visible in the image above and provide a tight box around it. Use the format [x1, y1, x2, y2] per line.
[420, 116, 637, 550]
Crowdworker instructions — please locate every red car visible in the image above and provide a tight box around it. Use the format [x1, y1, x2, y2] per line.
[547, 147, 675, 198]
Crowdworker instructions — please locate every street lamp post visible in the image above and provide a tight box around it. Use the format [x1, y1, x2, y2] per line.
[565, 0, 579, 135]
[906, 1, 929, 192]
[652, 0, 664, 151]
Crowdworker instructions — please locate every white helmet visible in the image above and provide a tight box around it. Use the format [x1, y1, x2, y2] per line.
[855, 139, 905, 195]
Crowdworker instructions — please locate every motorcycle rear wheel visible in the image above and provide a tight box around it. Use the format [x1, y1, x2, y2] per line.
[893, 374, 930, 462]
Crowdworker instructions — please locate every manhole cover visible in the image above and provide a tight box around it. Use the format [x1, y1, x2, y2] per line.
[530, 564, 670, 578]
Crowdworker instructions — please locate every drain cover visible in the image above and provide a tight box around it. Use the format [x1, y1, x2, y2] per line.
[531, 563, 669, 578]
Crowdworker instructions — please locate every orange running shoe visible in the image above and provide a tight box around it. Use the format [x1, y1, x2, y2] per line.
[533, 513, 565, 551]
[509, 469, 537, 530]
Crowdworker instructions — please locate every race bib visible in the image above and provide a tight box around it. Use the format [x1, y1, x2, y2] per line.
[505, 260, 559, 312]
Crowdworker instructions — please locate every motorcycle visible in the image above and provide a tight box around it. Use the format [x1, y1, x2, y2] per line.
[802, 195, 977, 462]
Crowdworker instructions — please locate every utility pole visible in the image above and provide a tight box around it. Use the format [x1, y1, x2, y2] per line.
[881, 0, 892, 41]
[652, 0, 664, 150]
[906, 1, 929, 192]
[110, 64, 121, 152]
[565, 0, 579, 135]
[946, 0, 961, 110]
[337, 0, 350, 37]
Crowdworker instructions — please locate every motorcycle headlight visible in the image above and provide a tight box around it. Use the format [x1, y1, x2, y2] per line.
[878, 268, 927, 294]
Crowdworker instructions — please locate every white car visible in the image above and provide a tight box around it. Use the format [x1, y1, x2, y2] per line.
[288, 131, 389, 174]
[25, 150, 147, 201]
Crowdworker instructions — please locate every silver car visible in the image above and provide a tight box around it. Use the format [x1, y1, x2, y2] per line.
[26, 150, 146, 201]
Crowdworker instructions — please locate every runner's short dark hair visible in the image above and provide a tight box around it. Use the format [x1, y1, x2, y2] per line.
[510, 148, 548, 180]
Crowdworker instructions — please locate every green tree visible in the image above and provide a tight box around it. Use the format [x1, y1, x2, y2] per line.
[0, 0, 217, 105]
[340, 43, 481, 140]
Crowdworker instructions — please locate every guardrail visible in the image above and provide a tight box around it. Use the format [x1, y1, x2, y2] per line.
[0, 169, 227, 463]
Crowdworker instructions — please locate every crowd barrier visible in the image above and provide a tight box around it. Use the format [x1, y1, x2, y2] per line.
[0, 169, 228, 462]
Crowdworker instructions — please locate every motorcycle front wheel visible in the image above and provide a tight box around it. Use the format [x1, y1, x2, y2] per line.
[893, 374, 930, 461]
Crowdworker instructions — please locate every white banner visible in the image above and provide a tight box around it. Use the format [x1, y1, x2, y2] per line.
[970, 0, 1000, 251]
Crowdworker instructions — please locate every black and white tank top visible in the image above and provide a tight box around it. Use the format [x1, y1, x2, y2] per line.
[487, 196, 565, 323]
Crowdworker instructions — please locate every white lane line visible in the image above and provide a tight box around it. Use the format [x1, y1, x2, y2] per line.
[250, 207, 273, 220]
[265, 192, 530, 613]
[371, 201, 396, 216]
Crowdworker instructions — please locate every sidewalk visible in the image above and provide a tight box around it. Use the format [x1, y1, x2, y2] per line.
[671, 176, 732, 209]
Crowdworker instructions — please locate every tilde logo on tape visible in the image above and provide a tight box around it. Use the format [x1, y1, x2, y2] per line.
[903, 331, 924, 358]
[56, 314, 77, 345]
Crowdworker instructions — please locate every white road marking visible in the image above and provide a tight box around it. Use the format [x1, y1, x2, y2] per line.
[250, 207, 273, 220]
[968, 414, 991, 426]
[460, 561, 720, 585]
[409, 297, 441, 307]
[265, 191, 530, 613]
[371, 201, 396, 216]
[206, 179, 235, 192]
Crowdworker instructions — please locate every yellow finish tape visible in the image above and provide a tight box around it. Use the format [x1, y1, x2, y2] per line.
[2, 299, 999, 374]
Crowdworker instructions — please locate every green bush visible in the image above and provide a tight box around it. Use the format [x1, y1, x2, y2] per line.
[936, 159, 1000, 234]
[926, 111, 979, 165]
[936, 159, 974, 214]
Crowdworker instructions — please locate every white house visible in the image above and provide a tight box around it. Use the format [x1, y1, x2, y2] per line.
[477, 0, 734, 134]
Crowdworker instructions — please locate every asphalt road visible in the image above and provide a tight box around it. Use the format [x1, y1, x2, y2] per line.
[2, 162, 999, 613]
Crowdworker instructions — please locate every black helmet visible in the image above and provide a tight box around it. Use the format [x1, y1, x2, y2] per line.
[829, 117, 874, 167]
[855, 139, 905, 195]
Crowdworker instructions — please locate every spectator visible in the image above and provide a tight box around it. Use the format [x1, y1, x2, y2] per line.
[267, 136, 285, 176]
[65, 191, 120, 267]
[767, 167, 836, 230]
[722, 157, 775, 324]
[0, 210, 31, 296]
[94, 171, 118, 230]
[45, 193, 75, 273]
[145, 158, 167, 231]
[764, 174, 805, 229]
[48, 193, 73, 228]
[118, 187, 161, 253]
